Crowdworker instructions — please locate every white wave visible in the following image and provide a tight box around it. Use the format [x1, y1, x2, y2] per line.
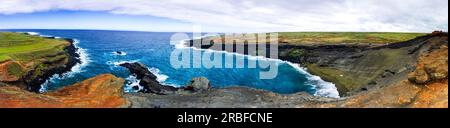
[39, 35, 53, 38]
[148, 67, 169, 82]
[70, 39, 90, 75]
[108, 60, 178, 88]
[107, 60, 140, 67]
[174, 40, 190, 49]
[39, 39, 91, 93]
[174, 38, 340, 98]
[285, 62, 340, 98]
[124, 75, 142, 93]
[25, 32, 39, 36]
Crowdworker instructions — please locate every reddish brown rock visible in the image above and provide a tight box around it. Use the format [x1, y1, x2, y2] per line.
[0, 61, 24, 82]
[408, 37, 448, 84]
[0, 74, 127, 108]
[409, 80, 448, 108]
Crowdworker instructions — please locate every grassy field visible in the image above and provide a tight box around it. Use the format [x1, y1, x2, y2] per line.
[278, 32, 426, 44]
[201, 32, 427, 45]
[0, 32, 69, 62]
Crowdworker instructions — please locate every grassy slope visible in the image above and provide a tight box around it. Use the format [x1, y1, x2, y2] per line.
[0, 32, 69, 62]
[202, 32, 426, 45]
[278, 32, 426, 44]
[0, 32, 70, 78]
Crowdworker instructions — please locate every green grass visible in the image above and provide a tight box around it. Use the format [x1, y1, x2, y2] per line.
[278, 32, 426, 44]
[200, 32, 427, 45]
[0, 32, 69, 62]
[0, 32, 71, 80]
[288, 49, 306, 58]
[6, 61, 24, 77]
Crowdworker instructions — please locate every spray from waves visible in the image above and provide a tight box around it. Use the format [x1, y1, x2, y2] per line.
[39, 39, 91, 93]
[124, 75, 142, 93]
[148, 67, 169, 82]
[123, 67, 175, 92]
[107, 60, 140, 67]
[110, 60, 177, 92]
[110, 60, 170, 83]
[174, 39, 340, 98]
[24, 32, 39, 36]
[284, 62, 340, 98]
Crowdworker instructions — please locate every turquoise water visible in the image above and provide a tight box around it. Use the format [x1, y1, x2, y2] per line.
[2, 29, 339, 98]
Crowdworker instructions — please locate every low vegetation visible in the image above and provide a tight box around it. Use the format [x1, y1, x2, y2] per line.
[200, 32, 426, 45]
[0, 32, 69, 62]
[0, 32, 72, 86]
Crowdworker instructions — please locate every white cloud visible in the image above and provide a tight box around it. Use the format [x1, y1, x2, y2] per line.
[0, 0, 447, 32]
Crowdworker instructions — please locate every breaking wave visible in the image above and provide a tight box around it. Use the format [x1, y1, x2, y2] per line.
[39, 39, 91, 93]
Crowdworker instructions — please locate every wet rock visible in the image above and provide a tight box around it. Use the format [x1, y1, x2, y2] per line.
[119, 62, 177, 94]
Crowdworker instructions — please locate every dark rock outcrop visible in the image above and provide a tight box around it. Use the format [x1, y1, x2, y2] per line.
[119, 62, 177, 94]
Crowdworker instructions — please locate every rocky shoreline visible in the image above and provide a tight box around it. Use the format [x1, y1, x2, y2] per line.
[1, 32, 447, 108]
[119, 62, 215, 95]
[26, 38, 81, 92]
[186, 32, 448, 97]
[120, 32, 447, 108]
[1, 33, 82, 92]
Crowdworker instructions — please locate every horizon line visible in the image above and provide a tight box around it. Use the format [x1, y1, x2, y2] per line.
[0, 28, 436, 34]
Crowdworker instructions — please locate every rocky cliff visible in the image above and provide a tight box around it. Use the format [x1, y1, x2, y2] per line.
[0, 74, 127, 108]
[1, 32, 446, 108]
[188, 32, 448, 97]
[0, 33, 81, 92]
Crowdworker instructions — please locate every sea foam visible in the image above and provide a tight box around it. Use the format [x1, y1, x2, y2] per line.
[109, 59, 176, 92]
[39, 39, 91, 93]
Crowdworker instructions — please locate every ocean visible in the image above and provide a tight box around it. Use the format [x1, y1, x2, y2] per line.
[1, 29, 339, 98]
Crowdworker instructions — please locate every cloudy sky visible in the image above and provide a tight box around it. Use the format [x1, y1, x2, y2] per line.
[0, 0, 448, 32]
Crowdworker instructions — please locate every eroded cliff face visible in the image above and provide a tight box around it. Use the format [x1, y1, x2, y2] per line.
[0, 33, 81, 92]
[0, 74, 127, 108]
[0, 61, 23, 82]
[0, 32, 447, 108]
[291, 34, 447, 96]
[308, 33, 448, 108]
[187, 32, 446, 97]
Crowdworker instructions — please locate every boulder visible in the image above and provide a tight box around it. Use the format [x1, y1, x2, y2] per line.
[408, 43, 448, 84]
[186, 77, 211, 92]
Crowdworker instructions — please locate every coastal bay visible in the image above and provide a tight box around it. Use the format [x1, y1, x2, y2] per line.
[0, 30, 447, 108]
